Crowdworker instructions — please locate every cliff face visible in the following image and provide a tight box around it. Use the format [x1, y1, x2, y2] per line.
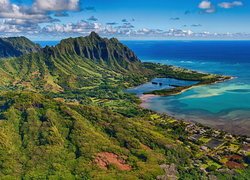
[45, 32, 141, 71]
[0, 37, 41, 58]
[57, 32, 139, 62]
[0, 32, 144, 91]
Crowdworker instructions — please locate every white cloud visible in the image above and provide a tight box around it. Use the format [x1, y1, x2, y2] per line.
[33, 0, 80, 12]
[218, 1, 243, 9]
[42, 20, 101, 34]
[0, 0, 247, 40]
[1, 18, 249, 39]
[198, 1, 216, 13]
[0, 20, 40, 34]
[0, 0, 80, 23]
[0, 0, 52, 22]
[0, 0, 81, 35]
[0, 0, 56, 23]
[199, 1, 212, 9]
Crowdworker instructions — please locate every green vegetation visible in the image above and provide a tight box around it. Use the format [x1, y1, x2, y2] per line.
[0, 36, 41, 58]
[0, 32, 248, 179]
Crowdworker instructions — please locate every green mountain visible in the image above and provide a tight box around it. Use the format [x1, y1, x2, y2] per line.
[52, 32, 141, 71]
[0, 37, 41, 58]
[0, 32, 221, 93]
[0, 33, 243, 179]
[0, 32, 149, 92]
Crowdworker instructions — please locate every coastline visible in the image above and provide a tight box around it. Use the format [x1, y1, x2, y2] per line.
[137, 76, 250, 136]
[139, 93, 250, 136]
[143, 75, 233, 96]
[139, 94, 159, 108]
[138, 75, 234, 106]
[171, 76, 235, 96]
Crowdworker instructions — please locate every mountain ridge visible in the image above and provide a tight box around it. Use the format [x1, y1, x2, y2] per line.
[0, 36, 41, 58]
[43, 32, 141, 71]
[0, 32, 147, 91]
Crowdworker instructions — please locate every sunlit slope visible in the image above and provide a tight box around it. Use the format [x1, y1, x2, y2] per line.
[0, 91, 181, 179]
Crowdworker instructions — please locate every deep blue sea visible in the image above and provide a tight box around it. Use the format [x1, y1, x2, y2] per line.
[36, 40, 250, 134]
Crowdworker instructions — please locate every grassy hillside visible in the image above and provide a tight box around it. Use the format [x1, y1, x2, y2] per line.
[0, 32, 149, 91]
[0, 91, 191, 179]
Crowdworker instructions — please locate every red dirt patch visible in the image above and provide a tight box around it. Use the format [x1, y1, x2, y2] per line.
[225, 155, 243, 160]
[225, 161, 244, 169]
[94, 152, 132, 171]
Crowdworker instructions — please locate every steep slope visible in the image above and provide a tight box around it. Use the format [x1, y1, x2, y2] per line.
[0, 37, 41, 58]
[0, 32, 146, 91]
[52, 32, 141, 71]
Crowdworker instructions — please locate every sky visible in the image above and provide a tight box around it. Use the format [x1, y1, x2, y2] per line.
[0, 0, 249, 40]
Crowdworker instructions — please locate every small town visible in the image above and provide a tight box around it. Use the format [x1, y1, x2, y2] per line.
[160, 114, 250, 174]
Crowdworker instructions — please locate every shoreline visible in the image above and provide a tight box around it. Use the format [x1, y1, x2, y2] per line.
[139, 93, 250, 136]
[143, 75, 234, 96]
[171, 76, 235, 96]
[138, 75, 234, 105]
[137, 76, 250, 136]
[139, 94, 159, 108]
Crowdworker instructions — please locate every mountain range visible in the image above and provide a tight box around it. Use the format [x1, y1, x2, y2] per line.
[0, 32, 149, 92]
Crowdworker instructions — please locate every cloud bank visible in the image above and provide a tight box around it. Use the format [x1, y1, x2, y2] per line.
[0, 0, 247, 40]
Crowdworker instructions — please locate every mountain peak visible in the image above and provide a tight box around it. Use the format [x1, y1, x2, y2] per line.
[54, 33, 141, 70]
[89, 31, 101, 39]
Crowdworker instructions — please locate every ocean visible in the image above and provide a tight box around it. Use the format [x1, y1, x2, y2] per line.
[123, 41, 250, 135]
[36, 40, 250, 135]
[35, 41, 59, 47]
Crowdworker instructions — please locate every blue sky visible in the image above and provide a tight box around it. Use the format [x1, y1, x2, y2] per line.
[0, 0, 249, 40]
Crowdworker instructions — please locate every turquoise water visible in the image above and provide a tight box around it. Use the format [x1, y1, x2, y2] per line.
[124, 41, 250, 134]
[141, 59, 250, 114]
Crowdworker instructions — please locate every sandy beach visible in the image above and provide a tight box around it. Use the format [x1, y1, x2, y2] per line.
[139, 94, 158, 108]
